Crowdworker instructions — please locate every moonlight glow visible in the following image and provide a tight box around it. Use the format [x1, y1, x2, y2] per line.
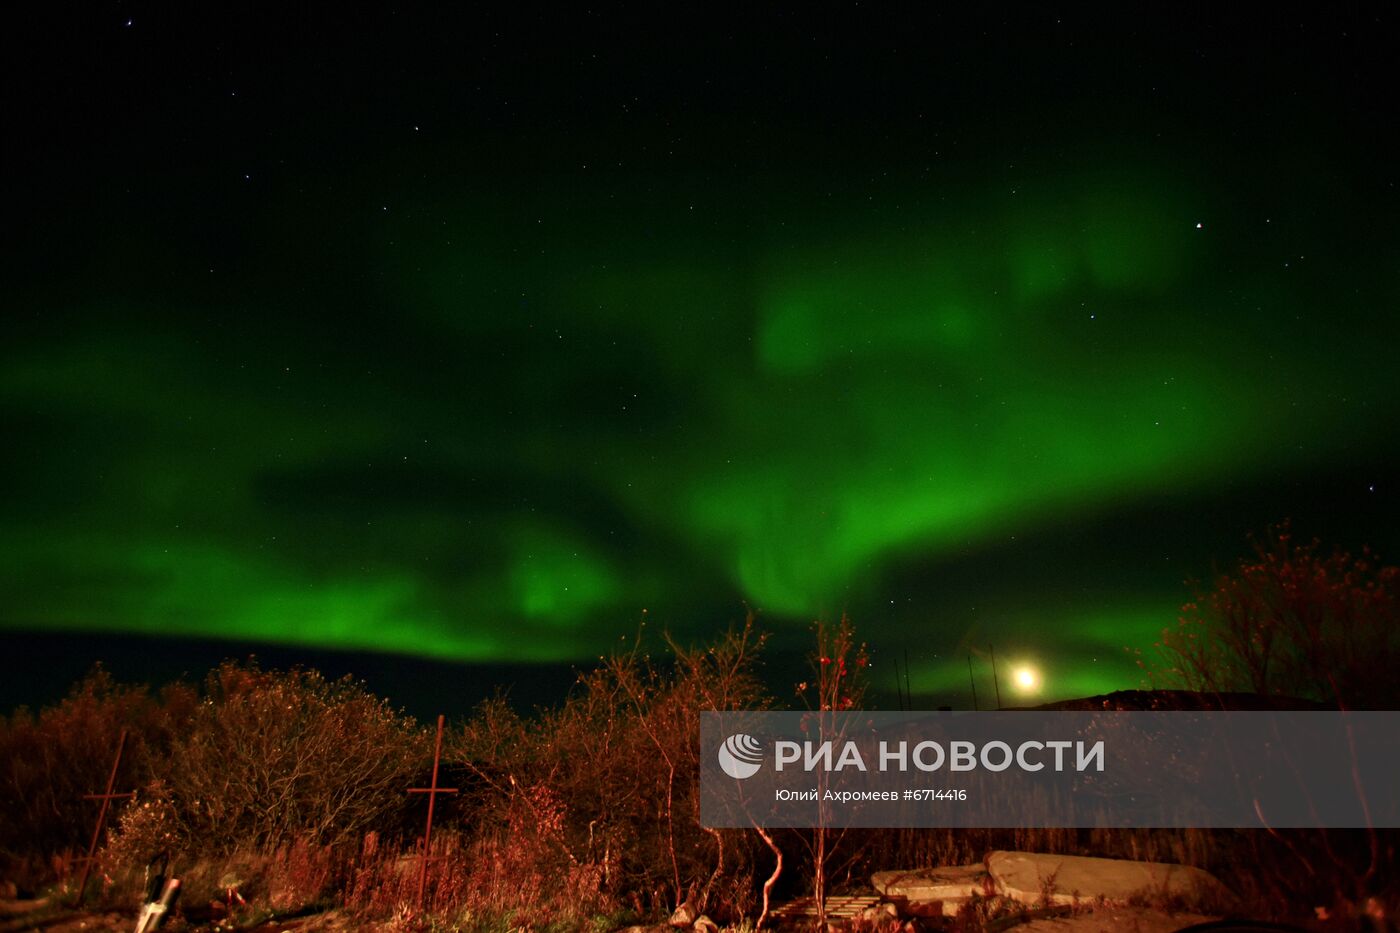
[1013, 666, 1042, 695]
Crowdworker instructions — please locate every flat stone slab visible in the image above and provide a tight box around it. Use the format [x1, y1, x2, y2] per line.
[871, 865, 988, 901]
[985, 850, 1228, 908]
[871, 865, 988, 916]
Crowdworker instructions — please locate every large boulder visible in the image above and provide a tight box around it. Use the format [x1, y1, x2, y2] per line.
[985, 850, 1229, 908]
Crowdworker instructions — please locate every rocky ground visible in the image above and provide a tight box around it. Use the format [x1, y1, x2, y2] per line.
[0, 850, 1297, 932]
[0, 897, 1226, 933]
[0, 901, 361, 933]
[1010, 906, 1215, 932]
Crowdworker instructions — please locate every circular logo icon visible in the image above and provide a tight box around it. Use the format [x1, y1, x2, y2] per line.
[718, 733, 764, 779]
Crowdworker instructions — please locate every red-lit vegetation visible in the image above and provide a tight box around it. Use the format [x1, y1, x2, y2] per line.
[1156, 521, 1399, 710]
[1, 539, 1397, 930]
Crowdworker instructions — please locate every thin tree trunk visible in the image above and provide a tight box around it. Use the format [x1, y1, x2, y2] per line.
[754, 825, 783, 932]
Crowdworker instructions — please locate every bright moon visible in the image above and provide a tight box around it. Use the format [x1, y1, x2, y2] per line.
[1012, 665, 1040, 693]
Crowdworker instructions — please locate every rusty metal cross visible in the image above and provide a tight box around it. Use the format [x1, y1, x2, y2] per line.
[74, 728, 136, 905]
[407, 714, 458, 913]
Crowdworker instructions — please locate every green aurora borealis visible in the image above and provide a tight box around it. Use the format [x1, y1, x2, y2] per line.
[5, 7, 1399, 706]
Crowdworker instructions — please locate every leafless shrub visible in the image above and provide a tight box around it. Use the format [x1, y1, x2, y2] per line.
[1155, 521, 1399, 709]
[101, 779, 181, 873]
[166, 661, 422, 853]
[447, 615, 770, 924]
[1146, 524, 1399, 913]
[0, 667, 191, 869]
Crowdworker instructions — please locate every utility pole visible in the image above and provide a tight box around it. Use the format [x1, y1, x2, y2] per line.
[903, 648, 912, 710]
[989, 645, 1003, 710]
[967, 654, 979, 711]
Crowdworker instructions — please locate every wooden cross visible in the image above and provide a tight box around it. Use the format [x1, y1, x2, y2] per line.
[74, 728, 136, 905]
[407, 714, 457, 912]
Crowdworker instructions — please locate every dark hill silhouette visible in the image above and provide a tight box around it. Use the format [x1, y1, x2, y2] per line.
[1010, 689, 1332, 711]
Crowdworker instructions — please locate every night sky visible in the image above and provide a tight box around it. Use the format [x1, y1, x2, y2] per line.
[5, 6, 1399, 713]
